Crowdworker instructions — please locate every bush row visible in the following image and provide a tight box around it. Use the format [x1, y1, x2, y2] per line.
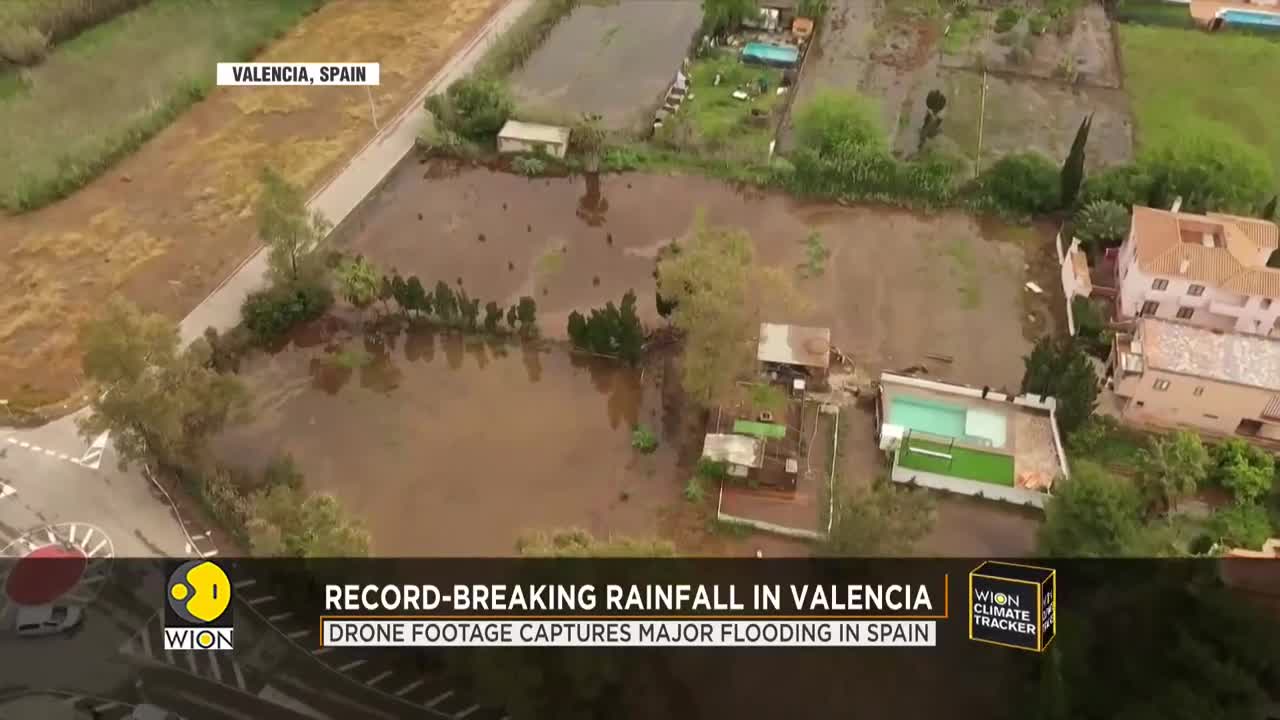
[0, 0, 149, 67]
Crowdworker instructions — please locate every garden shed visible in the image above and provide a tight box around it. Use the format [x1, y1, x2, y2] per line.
[496, 120, 570, 159]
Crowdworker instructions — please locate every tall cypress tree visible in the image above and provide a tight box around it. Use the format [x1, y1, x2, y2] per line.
[1263, 194, 1278, 220]
[1060, 114, 1092, 210]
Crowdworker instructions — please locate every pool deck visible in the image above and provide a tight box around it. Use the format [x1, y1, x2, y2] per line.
[879, 378, 1062, 489]
[1190, 1, 1280, 25]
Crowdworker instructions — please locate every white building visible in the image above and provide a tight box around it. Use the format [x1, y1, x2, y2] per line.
[496, 120, 570, 159]
[1116, 205, 1280, 336]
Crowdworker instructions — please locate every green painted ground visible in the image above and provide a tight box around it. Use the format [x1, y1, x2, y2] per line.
[898, 437, 1015, 487]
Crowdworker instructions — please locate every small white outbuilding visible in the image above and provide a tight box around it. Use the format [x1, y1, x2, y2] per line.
[496, 120, 570, 159]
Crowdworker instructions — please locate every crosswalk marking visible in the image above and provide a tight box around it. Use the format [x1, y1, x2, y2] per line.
[367, 670, 393, 687]
[313, 646, 335, 655]
[455, 705, 481, 719]
[286, 629, 309, 640]
[236, 578, 258, 589]
[248, 595, 276, 606]
[268, 612, 293, 622]
[337, 659, 366, 672]
[394, 679, 424, 697]
[427, 691, 454, 708]
[94, 701, 121, 713]
[89, 538, 108, 556]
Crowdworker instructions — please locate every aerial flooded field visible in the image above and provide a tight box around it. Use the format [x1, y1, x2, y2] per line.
[223, 161, 1058, 555]
[217, 316, 679, 555]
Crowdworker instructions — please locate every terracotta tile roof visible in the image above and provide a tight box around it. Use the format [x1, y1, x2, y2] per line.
[1129, 206, 1280, 298]
[1138, 317, 1280, 390]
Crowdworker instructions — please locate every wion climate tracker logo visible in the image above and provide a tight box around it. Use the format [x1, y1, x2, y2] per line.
[968, 561, 1055, 653]
[163, 560, 234, 651]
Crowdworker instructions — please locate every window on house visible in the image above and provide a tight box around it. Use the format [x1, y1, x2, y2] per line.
[1264, 298, 1273, 310]
[1136, 401, 1145, 408]
[1187, 284, 1205, 296]
[1153, 379, 1171, 391]
[1152, 279, 1169, 290]
[1176, 307, 1195, 320]
[1193, 386, 1204, 397]
[1140, 301, 1160, 316]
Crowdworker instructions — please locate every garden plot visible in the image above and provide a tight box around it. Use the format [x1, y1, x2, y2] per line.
[511, 0, 703, 131]
[939, 2, 1122, 88]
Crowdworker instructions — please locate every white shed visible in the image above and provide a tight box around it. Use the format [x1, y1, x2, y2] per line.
[497, 120, 570, 159]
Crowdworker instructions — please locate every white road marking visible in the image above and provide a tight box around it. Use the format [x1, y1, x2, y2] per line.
[81, 526, 94, 547]
[61, 695, 82, 706]
[286, 629, 309, 640]
[269, 612, 293, 622]
[43, 449, 55, 456]
[236, 578, 258, 589]
[209, 652, 223, 684]
[313, 646, 335, 655]
[45, 529, 56, 545]
[427, 691, 454, 708]
[203, 548, 219, 557]
[94, 701, 121, 712]
[58, 453, 68, 460]
[366, 670, 393, 687]
[0, 482, 15, 500]
[5, 437, 15, 443]
[18, 441, 29, 448]
[337, 659, 366, 672]
[394, 679, 423, 697]
[67, 525, 77, 545]
[248, 595, 276, 606]
[89, 538, 109, 556]
[185, 543, 192, 555]
[29, 445, 40, 452]
[455, 705, 481, 719]
[192, 532, 208, 540]
[232, 659, 247, 690]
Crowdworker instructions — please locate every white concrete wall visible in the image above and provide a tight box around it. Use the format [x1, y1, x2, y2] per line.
[890, 464, 1048, 509]
[880, 373, 1057, 413]
[497, 137, 567, 159]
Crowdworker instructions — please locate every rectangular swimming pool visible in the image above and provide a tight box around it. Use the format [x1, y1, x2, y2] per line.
[1221, 9, 1280, 29]
[888, 397, 968, 440]
[741, 42, 799, 67]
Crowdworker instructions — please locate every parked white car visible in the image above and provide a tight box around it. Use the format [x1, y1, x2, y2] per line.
[14, 604, 82, 637]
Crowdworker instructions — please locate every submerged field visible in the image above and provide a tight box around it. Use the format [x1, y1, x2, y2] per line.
[0, 0, 499, 408]
[1120, 23, 1280, 191]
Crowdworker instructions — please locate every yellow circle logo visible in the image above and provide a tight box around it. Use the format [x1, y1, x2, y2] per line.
[167, 560, 232, 624]
[994, 593, 1008, 606]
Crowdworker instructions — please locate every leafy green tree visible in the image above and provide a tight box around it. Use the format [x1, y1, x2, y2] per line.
[657, 216, 805, 406]
[1211, 438, 1276, 504]
[78, 298, 247, 469]
[1139, 133, 1274, 214]
[1263, 194, 1278, 221]
[457, 288, 481, 331]
[1073, 199, 1130, 252]
[405, 275, 431, 319]
[425, 76, 512, 141]
[336, 256, 380, 314]
[1021, 336, 1099, 435]
[389, 273, 411, 318]
[1211, 501, 1272, 550]
[794, 89, 885, 156]
[1038, 461, 1145, 556]
[433, 280, 457, 324]
[1136, 430, 1209, 514]
[1060, 114, 1092, 209]
[978, 152, 1061, 216]
[240, 282, 333, 344]
[516, 296, 538, 335]
[377, 275, 395, 316]
[570, 113, 606, 173]
[483, 301, 503, 333]
[701, 0, 758, 37]
[506, 304, 519, 331]
[821, 480, 935, 556]
[1080, 163, 1154, 209]
[257, 167, 330, 284]
[248, 484, 370, 557]
[567, 291, 645, 364]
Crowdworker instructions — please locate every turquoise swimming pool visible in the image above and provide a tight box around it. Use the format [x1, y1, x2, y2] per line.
[888, 397, 967, 440]
[1221, 9, 1280, 29]
[741, 42, 799, 67]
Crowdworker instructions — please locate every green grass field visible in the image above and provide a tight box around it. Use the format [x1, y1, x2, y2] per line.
[657, 51, 784, 163]
[898, 437, 1015, 487]
[1120, 23, 1280, 193]
[0, 0, 323, 211]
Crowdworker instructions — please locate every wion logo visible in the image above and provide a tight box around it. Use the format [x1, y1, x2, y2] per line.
[968, 561, 1055, 653]
[163, 559, 234, 651]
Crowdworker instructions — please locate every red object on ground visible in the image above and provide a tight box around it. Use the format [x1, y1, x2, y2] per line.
[5, 545, 87, 606]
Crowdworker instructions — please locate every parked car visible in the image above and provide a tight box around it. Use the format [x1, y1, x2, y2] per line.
[14, 604, 82, 637]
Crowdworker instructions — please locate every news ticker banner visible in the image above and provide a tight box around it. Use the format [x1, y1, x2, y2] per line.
[216, 63, 380, 86]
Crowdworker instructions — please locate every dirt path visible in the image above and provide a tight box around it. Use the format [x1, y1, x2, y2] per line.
[0, 0, 502, 409]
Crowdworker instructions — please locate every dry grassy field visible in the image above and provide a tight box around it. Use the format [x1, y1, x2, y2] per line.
[0, 0, 499, 409]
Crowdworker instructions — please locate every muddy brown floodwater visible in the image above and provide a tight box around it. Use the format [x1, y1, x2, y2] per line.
[338, 162, 1056, 391]
[217, 317, 680, 555]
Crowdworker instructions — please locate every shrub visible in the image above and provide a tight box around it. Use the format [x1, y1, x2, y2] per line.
[241, 281, 333, 344]
[1081, 164, 1154, 209]
[1028, 13, 1050, 35]
[972, 152, 1060, 216]
[511, 155, 547, 176]
[1138, 134, 1275, 215]
[696, 458, 731, 482]
[0, 25, 49, 66]
[994, 8, 1022, 33]
[631, 425, 658, 453]
[793, 90, 886, 156]
[1074, 200, 1131, 252]
[684, 475, 706, 502]
[425, 76, 513, 141]
[601, 146, 644, 171]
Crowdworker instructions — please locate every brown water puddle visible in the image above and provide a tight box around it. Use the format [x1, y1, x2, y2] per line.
[218, 319, 678, 556]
